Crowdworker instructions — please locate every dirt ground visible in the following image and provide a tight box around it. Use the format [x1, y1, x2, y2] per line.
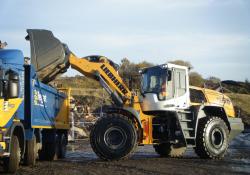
[1, 133, 250, 175]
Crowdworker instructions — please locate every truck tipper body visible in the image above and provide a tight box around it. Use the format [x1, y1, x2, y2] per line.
[0, 49, 70, 173]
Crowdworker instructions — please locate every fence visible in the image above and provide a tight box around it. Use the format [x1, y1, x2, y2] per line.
[68, 111, 107, 141]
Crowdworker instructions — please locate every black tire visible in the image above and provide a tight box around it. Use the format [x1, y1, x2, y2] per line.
[194, 116, 229, 159]
[39, 132, 58, 161]
[24, 137, 37, 166]
[57, 134, 67, 159]
[154, 143, 186, 158]
[90, 113, 138, 160]
[3, 136, 21, 173]
[39, 142, 57, 161]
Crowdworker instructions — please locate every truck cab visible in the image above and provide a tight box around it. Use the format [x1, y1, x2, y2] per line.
[0, 49, 25, 156]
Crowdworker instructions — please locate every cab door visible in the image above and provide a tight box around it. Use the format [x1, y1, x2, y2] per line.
[173, 68, 189, 109]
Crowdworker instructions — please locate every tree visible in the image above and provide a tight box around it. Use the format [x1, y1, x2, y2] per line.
[119, 58, 154, 89]
[207, 76, 221, 84]
[245, 78, 250, 92]
[205, 76, 221, 90]
[189, 72, 205, 87]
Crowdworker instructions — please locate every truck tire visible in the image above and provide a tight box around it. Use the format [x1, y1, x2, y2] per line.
[3, 136, 21, 173]
[39, 142, 57, 161]
[154, 143, 186, 158]
[57, 134, 67, 159]
[194, 116, 229, 159]
[90, 114, 138, 160]
[24, 137, 37, 166]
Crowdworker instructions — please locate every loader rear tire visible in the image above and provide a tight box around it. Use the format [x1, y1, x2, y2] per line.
[90, 113, 138, 160]
[194, 116, 229, 159]
[3, 136, 21, 173]
[24, 137, 37, 166]
[154, 143, 186, 158]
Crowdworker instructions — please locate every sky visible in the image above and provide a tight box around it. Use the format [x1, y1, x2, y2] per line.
[0, 0, 250, 81]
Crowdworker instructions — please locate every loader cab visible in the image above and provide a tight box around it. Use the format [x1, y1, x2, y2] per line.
[140, 63, 190, 113]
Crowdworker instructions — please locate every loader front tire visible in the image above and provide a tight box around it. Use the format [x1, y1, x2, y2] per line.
[90, 113, 138, 160]
[194, 116, 229, 159]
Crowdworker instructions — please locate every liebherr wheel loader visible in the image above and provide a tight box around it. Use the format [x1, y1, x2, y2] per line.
[29, 29, 244, 160]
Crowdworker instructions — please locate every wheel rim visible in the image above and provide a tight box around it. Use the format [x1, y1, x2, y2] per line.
[104, 126, 127, 149]
[210, 128, 224, 149]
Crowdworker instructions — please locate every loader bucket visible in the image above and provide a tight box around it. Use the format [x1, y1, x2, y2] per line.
[26, 29, 70, 83]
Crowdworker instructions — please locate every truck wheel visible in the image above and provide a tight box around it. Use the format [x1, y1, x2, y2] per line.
[194, 117, 229, 159]
[24, 137, 37, 166]
[57, 134, 67, 159]
[3, 136, 21, 173]
[90, 114, 138, 160]
[39, 142, 57, 161]
[154, 143, 186, 158]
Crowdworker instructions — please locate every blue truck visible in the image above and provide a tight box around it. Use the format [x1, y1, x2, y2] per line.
[0, 47, 70, 172]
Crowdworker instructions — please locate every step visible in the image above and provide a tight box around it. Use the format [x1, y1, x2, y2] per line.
[180, 119, 192, 122]
[177, 110, 192, 114]
[187, 144, 196, 148]
[183, 128, 194, 131]
[185, 136, 195, 139]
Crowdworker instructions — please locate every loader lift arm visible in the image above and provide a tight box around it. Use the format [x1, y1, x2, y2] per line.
[68, 54, 135, 106]
[26, 29, 135, 107]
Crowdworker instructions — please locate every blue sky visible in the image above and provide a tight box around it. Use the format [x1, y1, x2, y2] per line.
[1, 0, 250, 81]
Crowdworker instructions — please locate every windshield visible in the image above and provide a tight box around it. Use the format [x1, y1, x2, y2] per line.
[141, 66, 168, 94]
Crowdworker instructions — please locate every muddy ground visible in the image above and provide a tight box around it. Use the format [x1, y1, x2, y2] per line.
[1, 133, 250, 175]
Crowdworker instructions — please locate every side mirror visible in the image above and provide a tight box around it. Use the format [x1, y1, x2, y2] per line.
[4, 70, 19, 99]
[8, 73, 19, 99]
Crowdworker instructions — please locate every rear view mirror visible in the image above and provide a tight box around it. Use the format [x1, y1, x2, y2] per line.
[5, 70, 19, 99]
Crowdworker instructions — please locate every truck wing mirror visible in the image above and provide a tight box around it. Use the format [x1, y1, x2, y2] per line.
[4, 70, 19, 99]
